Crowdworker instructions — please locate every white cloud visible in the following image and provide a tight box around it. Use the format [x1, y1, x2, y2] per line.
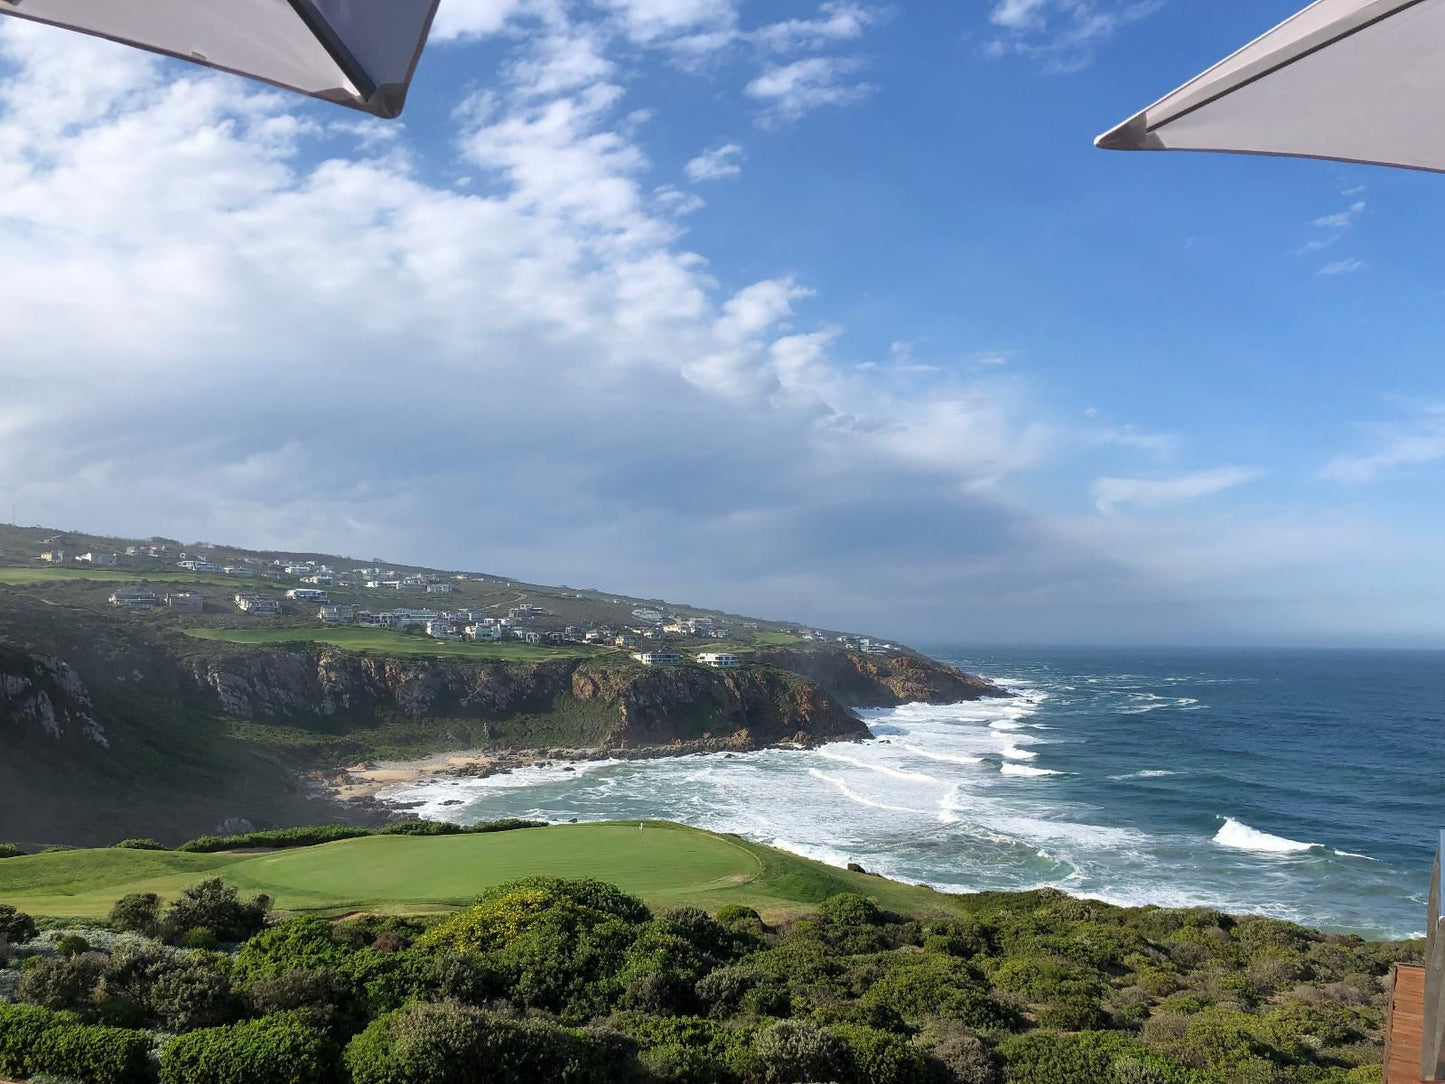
[685, 142, 744, 181]
[1313, 200, 1366, 231]
[745, 57, 874, 123]
[1318, 257, 1363, 276]
[1320, 404, 1445, 484]
[653, 183, 705, 215]
[1091, 467, 1261, 514]
[985, 0, 1163, 73]
[751, 2, 877, 52]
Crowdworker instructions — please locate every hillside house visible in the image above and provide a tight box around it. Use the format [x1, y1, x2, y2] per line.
[38, 550, 66, 563]
[426, 621, 461, 641]
[286, 588, 329, 603]
[223, 566, 253, 578]
[697, 652, 740, 669]
[302, 573, 335, 586]
[466, 624, 502, 641]
[110, 587, 159, 610]
[75, 551, 118, 565]
[165, 591, 205, 614]
[523, 631, 543, 645]
[631, 651, 680, 666]
[318, 605, 353, 624]
[426, 583, 452, 594]
[234, 594, 281, 615]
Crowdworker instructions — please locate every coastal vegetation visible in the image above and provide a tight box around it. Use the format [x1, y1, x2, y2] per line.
[0, 823, 1416, 1084]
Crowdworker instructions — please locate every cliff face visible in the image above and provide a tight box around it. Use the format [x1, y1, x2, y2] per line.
[750, 647, 1008, 707]
[187, 648, 868, 751]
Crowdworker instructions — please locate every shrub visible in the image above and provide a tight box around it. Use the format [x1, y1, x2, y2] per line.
[246, 968, 344, 1026]
[0, 1003, 149, 1084]
[715, 905, 768, 937]
[0, 843, 24, 859]
[863, 955, 1021, 1032]
[831, 1023, 936, 1084]
[426, 951, 503, 1006]
[17, 954, 105, 1012]
[740, 1019, 849, 1084]
[109, 893, 163, 937]
[164, 879, 269, 943]
[112, 838, 166, 850]
[55, 934, 90, 958]
[416, 877, 651, 1020]
[0, 903, 37, 942]
[146, 962, 238, 1031]
[160, 1012, 334, 1084]
[343, 1000, 618, 1084]
[818, 894, 884, 928]
[914, 1020, 999, 1084]
[180, 927, 220, 951]
[997, 1030, 1199, 1084]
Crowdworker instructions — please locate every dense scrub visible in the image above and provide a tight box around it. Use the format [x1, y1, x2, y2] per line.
[173, 818, 547, 853]
[0, 873, 1420, 1083]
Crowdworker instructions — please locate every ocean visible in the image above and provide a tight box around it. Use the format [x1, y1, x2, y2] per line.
[383, 647, 1445, 940]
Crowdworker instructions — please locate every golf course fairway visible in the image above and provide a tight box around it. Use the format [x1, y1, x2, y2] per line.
[0, 822, 962, 920]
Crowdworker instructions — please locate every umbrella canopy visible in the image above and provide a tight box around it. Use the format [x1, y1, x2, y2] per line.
[1097, 0, 1445, 173]
[0, 0, 441, 118]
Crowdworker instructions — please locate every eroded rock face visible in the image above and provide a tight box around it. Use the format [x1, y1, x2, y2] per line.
[0, 649, 106, 747]
[183, 647, 871, 751]
[750, 648, 1009, 707]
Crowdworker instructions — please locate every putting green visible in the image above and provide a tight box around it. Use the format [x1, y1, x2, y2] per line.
[0, 822, 961, 921]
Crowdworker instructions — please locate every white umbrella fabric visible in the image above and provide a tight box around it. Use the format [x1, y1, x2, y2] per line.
[0, 0, 441, 118]
[1096, 0, 1445, 173]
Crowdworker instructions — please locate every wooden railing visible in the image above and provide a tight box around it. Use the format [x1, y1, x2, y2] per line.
[1425, 830, 1445, 1080]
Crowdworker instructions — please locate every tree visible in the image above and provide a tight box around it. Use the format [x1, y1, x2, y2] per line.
[110, 893, 163, 938]
[164, 878, 270, 943]
[0, 903, 37, 943]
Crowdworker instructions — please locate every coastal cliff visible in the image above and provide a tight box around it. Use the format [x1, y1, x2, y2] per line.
[0, 586, 1001, 844]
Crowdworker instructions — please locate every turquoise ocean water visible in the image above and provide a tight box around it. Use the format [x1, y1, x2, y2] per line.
[385, 648, 1444, 939]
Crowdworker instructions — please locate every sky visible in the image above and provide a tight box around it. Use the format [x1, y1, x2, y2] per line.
[2, 0, 1445, 648]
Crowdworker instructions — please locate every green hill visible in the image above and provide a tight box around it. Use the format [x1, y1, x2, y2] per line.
[0, 822, 953, 921]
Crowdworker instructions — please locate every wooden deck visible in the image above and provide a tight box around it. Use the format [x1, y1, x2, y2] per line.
[1386, 964, 1429, 1084]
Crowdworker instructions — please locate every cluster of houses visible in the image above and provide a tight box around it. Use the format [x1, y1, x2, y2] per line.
[630, 651, 740, 668]
[790, 627, 897, 654]
[109, 587, 204, 612]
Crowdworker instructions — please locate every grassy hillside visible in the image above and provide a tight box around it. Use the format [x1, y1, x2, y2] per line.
[0, 822, 953, 921]
[183, 627, 600, 660]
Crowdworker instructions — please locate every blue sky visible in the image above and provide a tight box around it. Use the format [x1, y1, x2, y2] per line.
[2, 0, 1443, 646]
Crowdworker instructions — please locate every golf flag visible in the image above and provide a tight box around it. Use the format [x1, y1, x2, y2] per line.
[0, 0, 442, 118]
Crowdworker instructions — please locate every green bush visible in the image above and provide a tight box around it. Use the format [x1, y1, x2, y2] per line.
[164, 878, 269, 943]
[159, 1013, 334, 1084]
[343, 1000, 618, 1084]
[997, 1030, 1199, 1084]
[145, 961, 238, 1031]
[56, 934, 90, 957]
[818, 893, 884, 928]
[0, 1003, 150, 1084]
[17, 954, 105, 1012]
[111, 838, 166, 850]
[180, 926, 220, 951]
[0, 902, 37, 942]
[862, 955, 1021, 1031]
[738, 1018, 849, 1084]
[0, 843, 24, 859]
[715, 905, 768, 937]
[914, 1020, 999, 1084]
[109, 892, 163, 937]
[831, 1023, 936, 1084]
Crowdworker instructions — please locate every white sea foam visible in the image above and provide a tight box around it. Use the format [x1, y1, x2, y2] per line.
[902, 744, 985, 765]
[806, 769, 924, 814]
[1000, 763, 1062, 777]
[1333, 850, 1379, 861]
[1214, 817, 1317, 854]
[1000, 745, 1038, 760]
[1109, 769, 1177, 780]
[815, 749, 942, 784]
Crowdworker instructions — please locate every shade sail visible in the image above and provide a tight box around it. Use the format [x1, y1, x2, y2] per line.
[0, 0, 441, 118]
[1096, 0, 1445, 173]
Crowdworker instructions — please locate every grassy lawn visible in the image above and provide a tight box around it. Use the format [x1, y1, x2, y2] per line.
[182, 627, 601, 661]
[0, 822, 963, 921]
[0, 568, 285, 589]
[746, 631, 807, 646]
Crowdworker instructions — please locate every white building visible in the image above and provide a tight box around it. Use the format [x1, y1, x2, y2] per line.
[110, 587, 159, 610]
[223, 566, 254, 578]
[318, 605, 353, 624]
[235, 594, 281, 615]
[426, 583, 452, 594]
[466, 624, 502, 641]
[78, 551, 119, 565]
[631, 651, 680, 666]
[286, 588, 330, 603]
[426, 620, 461, 641]
[697, 652, 740, 669]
